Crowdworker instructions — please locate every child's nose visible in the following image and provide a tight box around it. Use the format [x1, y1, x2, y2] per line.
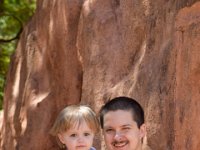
[77, 136, 85, 142]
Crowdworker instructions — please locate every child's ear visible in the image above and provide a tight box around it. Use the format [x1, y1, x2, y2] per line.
[139, 124, 146, 138]
[58, 133, 65, 144]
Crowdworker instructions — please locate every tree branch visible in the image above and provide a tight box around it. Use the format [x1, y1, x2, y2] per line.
[0, 13, 23, 43]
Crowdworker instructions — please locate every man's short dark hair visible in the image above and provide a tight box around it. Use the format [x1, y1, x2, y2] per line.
[99, 96, 144, 128]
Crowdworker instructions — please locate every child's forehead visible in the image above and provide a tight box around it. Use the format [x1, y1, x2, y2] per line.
[70, 119, 90, 127]
[67, 120, 94, 132]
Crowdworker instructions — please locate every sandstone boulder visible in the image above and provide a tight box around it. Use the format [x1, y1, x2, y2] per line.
[1, 0, 200, 150]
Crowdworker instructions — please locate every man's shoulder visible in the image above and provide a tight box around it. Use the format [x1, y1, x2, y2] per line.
[90, 147, 96, 150]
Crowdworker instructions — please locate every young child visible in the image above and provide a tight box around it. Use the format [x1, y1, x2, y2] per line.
[50, 105, 100, 150]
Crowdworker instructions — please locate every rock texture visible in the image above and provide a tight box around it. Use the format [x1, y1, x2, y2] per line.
[174, 2, 200, 149]
[1, 0, 200, 150]
[1, 1, 83, 149]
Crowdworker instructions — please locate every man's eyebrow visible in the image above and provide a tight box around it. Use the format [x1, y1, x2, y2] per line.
[103, 126, 113, 129]
[104, 124, 132, 129]
[121, 124, 132, 127]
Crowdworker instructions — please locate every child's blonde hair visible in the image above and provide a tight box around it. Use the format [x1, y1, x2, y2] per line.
[50, 105, 100, 136]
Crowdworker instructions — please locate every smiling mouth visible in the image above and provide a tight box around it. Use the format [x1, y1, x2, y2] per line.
[113, 141, 128, 148]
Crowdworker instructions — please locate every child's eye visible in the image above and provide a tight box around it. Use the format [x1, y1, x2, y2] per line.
[84, 133, 90, 136]
[70, 134, 77, 137]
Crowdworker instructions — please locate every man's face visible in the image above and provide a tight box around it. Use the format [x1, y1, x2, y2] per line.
[103, 110, 145, 150]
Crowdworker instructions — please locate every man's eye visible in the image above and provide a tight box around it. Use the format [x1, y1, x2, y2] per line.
[105, 129, 114, 133]
[122, 127, 130, 130]
[84, 133, 90, 136]
[121, 127, 131, 133]
[70, 134, 77, 137]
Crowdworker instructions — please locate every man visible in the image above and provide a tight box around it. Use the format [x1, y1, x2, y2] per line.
[99, 96, 146, 150]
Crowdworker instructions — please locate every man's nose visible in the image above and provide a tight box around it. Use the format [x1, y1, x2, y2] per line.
[114, 131, 123, 141]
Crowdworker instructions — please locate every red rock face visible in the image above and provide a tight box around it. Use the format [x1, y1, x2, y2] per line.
[0, 1, 83, 150]
[174, 2, 200, 150]
[1, 0, 200, 150]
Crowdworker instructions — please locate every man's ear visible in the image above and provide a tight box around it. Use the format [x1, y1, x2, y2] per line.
[58, 133, 64, 144]
[139, 124, 146, 138]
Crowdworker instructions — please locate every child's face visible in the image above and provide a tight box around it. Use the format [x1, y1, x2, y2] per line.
[58, 120, 95, 150]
